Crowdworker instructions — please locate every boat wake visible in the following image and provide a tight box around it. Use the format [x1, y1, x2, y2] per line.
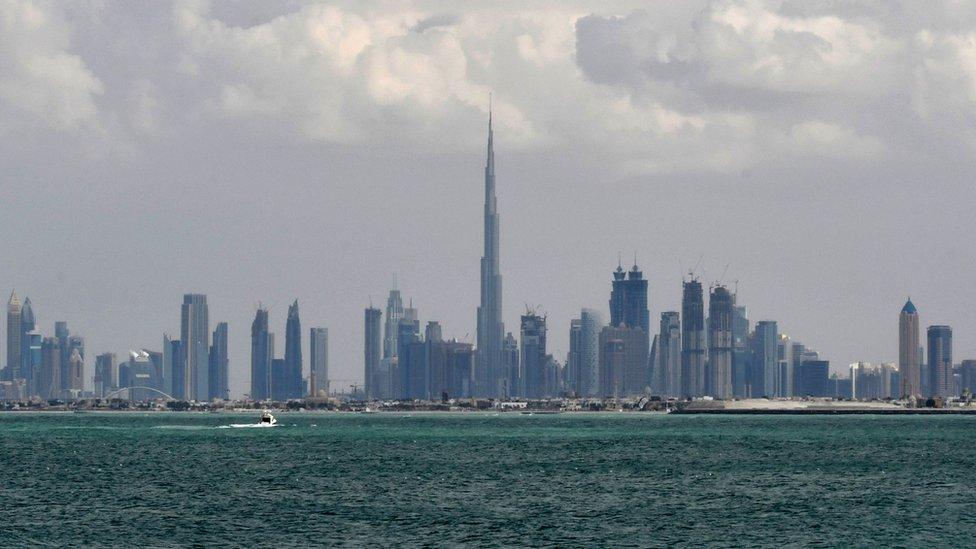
[218, 423, 277, 429]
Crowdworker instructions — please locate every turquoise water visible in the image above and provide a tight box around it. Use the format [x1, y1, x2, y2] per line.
[2, 412, 974, 546]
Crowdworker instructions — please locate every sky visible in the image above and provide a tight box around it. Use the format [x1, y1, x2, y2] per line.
[3, 0, 976, 397]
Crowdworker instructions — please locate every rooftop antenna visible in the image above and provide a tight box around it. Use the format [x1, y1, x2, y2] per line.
[617, 251, 622, 269]
[393, 272, 397, 291]
[633, 251, 638, 269]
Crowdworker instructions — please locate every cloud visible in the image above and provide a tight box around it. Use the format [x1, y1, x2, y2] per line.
[0, 1, 104, 135]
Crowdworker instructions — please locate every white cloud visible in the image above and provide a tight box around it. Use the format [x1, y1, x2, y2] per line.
[0, 0, 104, 134]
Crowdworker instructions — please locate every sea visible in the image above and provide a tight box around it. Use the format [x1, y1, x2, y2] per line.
[1, 412, 974, 547]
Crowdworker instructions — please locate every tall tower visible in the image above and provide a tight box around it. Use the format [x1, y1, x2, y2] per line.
[209, 322, 229, 400]
[181, 294, 209, 401]
[309, 327, 328, 397]
[899, 299, 920, 398]
[680, 279, 705, 397]
[250, 308, 272, 400]
[609, 261, 650, 355]
[927, 325, 952, 398]
[6, 291, 22, 379]
[658, 311, 681, 397]
[284, 300, 303, 399]
[477, 106, 504, 398]
[383, 284, 403, 360]
[364, 307, 382, 399]
[708, 286, 734, 399]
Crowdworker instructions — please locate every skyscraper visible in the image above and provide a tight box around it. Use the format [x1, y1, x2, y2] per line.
[284, 300, 303, 399]
[364, 307, 382, 399]
[567, 319, 582, 396]
[6, 291, 22, 379]
[565, 308, 602, 397]
[609, 262, 650, 348]
[477, 108, 505, 399]
[19, 296, 35, 381]
[250, 308, 273, 400]
[310, 327, 328, 397]
[599, 324, 649, 397]
[708, 286, 734, 399]
[23, 330, 41, 395]
[209, 322, 229, 400]
[681, 279, 705, 397]
[753, 320, 779, 397]
[899, 299, 920, 398]
[579, 309, 602, 397]
[38, 337, 60, 400]
[519, 312, 547, 398]
[180, 294, 209, 401]
[731, 304, 750, 398]
[657, 311, 681, 397]
[94, 352, 118, 398]
[383, 285, 403, 360]
[927, 325, 952, 398]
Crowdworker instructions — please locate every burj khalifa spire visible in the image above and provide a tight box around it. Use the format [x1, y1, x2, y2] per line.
[477, 103, 504, 397]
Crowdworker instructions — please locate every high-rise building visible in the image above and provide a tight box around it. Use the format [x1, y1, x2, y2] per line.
[927, 325, 953, 398]
[795, 360, 830, 397]
[502, 332, 519, 398]
[364, 307, 382, 399]
[19, 296, 35, 381]
[656, 311, 681, 397]
[708, 286, 734, 399]
[94, 352, 118, 398]
[250, 308, 273, 400]
[899, 299, 920, 398]
[396, 316, 424, 399]
[564, 308, 602, 397]
[270, 358, 286, 400]
[284, 300, 303, 399]
[310, 327, 328, 397]
[731, 304, 750, 398]
[681, 279, 705, 397]
[119, 350, 162, 401]
[959, 360, 976, 396]
[23, 331, 41, 395]
[167, 338, 185, 399]
[520, 312, 547, 398]
[579, 309, 602, 397]
[383, 285, 404, 360]
[566, 319, 582, 396]
[6, 291, 22, 380]
[599, 325, 647, 397]
[609, 262, 650, 350]
[38, 337, 60, 400]
[753, 321, 779, 397]
[64, 335, 84, 394]
[477, 108, 505, 399]
[180, 294, 209, 401]
[209, 322, 229, 400]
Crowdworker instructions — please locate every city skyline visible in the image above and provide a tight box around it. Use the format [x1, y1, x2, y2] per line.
[1, 107, 974, 397]
[4, 1, 976, 398]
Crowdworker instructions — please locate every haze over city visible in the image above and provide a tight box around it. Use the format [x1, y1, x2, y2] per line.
[3, 1, 976, 399]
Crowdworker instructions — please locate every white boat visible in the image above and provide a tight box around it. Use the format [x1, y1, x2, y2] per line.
[260, 411, 277, 426]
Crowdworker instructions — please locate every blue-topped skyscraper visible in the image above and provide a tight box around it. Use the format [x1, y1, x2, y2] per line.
[477, 106, 505, 398]
[899, 299, 920, 398]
